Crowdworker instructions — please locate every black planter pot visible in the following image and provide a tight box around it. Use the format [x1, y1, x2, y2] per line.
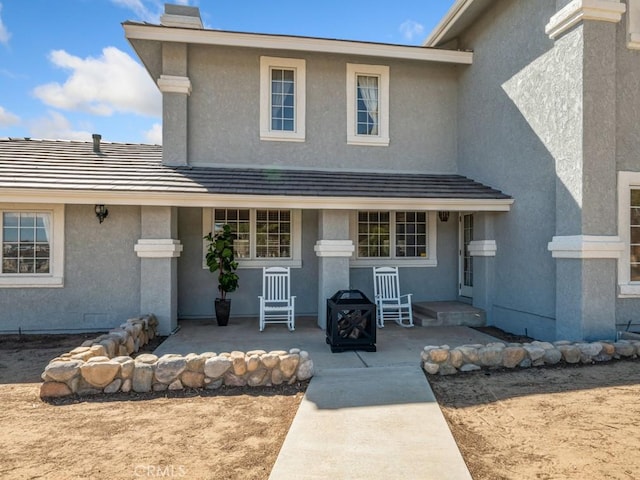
[214, 298, 231, 326]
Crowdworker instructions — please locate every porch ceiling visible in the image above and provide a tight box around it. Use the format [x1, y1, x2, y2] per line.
[0, 138, 513, 211]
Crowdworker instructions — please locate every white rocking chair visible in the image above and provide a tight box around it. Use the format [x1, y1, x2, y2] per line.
[259, 266, 296, 331]
[372, 266, 414, 328]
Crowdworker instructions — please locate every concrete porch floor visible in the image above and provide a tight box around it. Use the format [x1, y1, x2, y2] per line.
[154, 316, 502, 372]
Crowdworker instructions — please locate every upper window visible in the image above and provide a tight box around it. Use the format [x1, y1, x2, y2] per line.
[260, 57, 306, 142]
[203, 208, 302, 268]
[346, 64, 389, 146]
[0, 204, 64, 287]
[350, 211, 437, 267]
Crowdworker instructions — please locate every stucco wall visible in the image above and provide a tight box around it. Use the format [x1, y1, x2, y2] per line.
[455, 0, 559, 339]
[616, 2, 640, 172]
[0, 205, 141, 333]
[186, 46, 458, 173]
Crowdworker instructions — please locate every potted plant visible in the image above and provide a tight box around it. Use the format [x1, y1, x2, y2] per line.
[204, 224, 239, 326]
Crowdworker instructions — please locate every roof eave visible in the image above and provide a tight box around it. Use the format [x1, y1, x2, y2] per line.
[0, 188, 513, 211]
[423, 0, 493, 48]
[123, 23, 473, 65]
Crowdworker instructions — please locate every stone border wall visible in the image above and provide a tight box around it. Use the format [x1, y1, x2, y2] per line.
[422, 339, 640, 375]
[40, 314, 314, 398]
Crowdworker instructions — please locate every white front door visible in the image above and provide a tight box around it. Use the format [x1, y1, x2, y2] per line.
[459, 213, 473, 298]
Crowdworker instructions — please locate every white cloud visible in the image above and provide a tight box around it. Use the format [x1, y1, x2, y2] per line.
[29, 111, 92, 141]
[0, 3, 11, 46]
[399, 20, 425, 42]
[144, 122, 162, 144]
[111, 0, 159, 23]
[33, 47, 161, 118]
[0, 106, 19, 127]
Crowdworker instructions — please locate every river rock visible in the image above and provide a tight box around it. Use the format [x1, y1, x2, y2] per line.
[449, 349, 464, 369]
[261, 353, 280, 369]
[614, 342, 636, 357]
[478, 346, 503, 367]
[280, 354, 300, 378]
[80, 361, 121, 388]
[104, 379, 122, 394]
[231, 351, 247, 376]
[502, 347, 526, 368]
[423, 362, 439, 375]
[558, 345, 581, 363]
[429, 348, 450, 364]
[44, 360, 83, 382]
[296, 358, 314, 381]
[543, 348, 562, 365]
[155, 356, 187, 384]
[132, 363, 154, 392]
[135, 354, 158, 364]
[181, 371, 205, 388]
[40, 382, 73, 398]
[204, 356, 232, 378]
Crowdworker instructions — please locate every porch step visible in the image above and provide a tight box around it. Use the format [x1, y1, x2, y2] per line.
[412, 301, 486, 327]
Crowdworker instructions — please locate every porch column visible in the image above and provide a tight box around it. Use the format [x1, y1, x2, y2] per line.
[135, 206, 183, 336]
[468, 239, 497, 316]
[315, 210, 354, 329]
[548, 236, 623, 341]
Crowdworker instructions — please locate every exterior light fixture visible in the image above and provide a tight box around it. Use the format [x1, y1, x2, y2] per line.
[438, 211, 450, 222]
[95, 204, 109, 223]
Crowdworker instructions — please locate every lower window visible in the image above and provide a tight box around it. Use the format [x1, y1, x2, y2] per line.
[0, 204, 64, 287]
[2, 212, 51, 274]
[204, 208, 301, 268]
[351, 210, 437, 267]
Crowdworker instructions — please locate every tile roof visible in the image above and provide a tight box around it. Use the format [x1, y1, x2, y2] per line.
[0, 138, 511, 200]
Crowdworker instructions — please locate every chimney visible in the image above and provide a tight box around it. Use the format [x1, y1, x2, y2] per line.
[92, 134, 102, 153]
[160, 4, 203, 29]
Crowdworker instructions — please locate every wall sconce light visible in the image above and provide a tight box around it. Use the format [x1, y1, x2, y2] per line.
[95, 204, 109, 224]
[438, 211, 450, 222]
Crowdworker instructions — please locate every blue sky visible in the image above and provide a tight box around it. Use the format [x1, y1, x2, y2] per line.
[0, 0, 454, 144]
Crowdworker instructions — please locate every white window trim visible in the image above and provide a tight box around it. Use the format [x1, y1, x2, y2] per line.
[202, 208, 302, 269]
[259, 56, 306, 142]
[0, 204, 64, 288]
[346, 63, 390, 147]
[618, 171, 640, 296]
[349, 211, 437, 267]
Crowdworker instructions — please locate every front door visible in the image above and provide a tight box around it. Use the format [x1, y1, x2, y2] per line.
[458, 213, 473, 298]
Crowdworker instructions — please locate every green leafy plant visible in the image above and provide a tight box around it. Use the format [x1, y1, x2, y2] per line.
[204, 224, 239, 300]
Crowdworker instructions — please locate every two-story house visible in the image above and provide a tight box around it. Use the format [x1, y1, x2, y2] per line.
[1, 0, 638, 342]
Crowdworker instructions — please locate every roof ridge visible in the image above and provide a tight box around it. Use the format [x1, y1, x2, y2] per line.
[0, 137, 161, 147]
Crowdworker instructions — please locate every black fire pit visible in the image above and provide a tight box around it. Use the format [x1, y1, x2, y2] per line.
[326, 290, 376, 353]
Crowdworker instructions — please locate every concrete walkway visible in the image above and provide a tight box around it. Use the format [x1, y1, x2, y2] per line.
[269, 366, 472, 480]
[156, 318, 500, 479]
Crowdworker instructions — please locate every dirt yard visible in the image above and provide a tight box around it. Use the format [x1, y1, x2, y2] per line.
[1, 334, 639, 479]
[0, 334, 304, 480]
[430, 361, 640, 480]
